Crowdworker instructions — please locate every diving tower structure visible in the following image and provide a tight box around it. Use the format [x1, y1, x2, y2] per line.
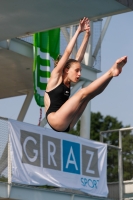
[0, 0, 133, 200]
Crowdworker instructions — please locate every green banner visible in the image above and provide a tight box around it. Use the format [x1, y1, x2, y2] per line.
[33, 28, 60, 107]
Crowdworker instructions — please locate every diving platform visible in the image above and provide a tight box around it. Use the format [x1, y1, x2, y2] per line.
[0, 182, 108, 200]
[0, 181, 133, 200]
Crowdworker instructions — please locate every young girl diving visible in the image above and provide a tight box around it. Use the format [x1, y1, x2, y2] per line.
[44, 17, 127, 132]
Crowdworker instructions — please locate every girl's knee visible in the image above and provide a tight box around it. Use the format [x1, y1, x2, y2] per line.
[79, 88, 88, 100]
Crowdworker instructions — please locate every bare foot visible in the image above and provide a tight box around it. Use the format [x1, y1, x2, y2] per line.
[110, 56, 127, 77]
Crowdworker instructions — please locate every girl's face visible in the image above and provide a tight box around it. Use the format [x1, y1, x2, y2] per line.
[67, 62, 81, 83]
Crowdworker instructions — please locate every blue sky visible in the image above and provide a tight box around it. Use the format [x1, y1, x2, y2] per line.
[0, 11, 133, 128]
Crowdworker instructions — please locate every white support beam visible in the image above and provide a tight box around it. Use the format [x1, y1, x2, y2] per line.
[8, 141, 12, 197]
[70, 25, 77, 59]
[81, 64, 98, 81]
[80, 81, 91, 139]
[92, 17, 112, 66]
[17, 90, 34, 122]
[70, 25, 73, 59]
[70, 25, 74, 40]
[70, 80, 85, 97]
[61, 27, 70, 43]
[84, 21, 93, 67]
[0, 38, 33, 58]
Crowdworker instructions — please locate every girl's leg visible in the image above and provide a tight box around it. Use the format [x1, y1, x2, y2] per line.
[69, 77, 112, 129]
[47, 56, 127, 131]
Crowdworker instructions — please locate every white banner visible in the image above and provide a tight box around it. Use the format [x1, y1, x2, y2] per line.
[8, 119, 108, 197]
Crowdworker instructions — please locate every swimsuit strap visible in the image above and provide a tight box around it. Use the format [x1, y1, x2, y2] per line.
[45, 82, 64, 94]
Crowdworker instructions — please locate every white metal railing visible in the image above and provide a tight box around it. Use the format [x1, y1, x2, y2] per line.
[100, 127, 133, 200]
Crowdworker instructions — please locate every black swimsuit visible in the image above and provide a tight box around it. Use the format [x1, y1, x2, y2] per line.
[45, 82, 70, 132]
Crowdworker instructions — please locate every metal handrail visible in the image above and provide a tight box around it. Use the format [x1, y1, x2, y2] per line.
[100, 127, 133, 200]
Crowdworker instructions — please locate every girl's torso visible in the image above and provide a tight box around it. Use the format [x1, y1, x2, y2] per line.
[45, 82, 70, 115]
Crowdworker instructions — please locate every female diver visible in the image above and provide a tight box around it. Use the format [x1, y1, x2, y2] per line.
[44, 17, 127, 132]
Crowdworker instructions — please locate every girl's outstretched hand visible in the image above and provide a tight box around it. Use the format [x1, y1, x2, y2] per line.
[78, 17, 90, 34]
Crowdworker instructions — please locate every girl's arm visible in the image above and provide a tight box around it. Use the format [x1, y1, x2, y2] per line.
[51, 17, 90, 76]
[75, 19, 90, 62]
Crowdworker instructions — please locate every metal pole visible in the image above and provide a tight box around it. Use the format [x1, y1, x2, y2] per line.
[17, 90, 33, 121]
[8, 140, 11, 198]
[86, 21, 93, 67]
[70, 25, 76, 58]
[80, 81, 91, 139]
[92, 17, 112, 66]
[40, 117, 47, 127]
[100, 132, 104, 143]
[118, 130, 123, 200]
[70, 25, 74, 40]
